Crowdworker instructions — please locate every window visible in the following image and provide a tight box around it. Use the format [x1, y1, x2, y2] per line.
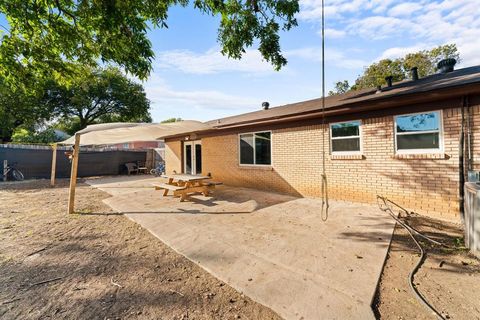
[330, 120, 362, 154]
[239, 131, 271, 165]
[395, 111, 442, 153]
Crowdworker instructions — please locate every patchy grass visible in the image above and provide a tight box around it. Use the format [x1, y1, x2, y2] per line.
[0, 179, 280, 320]
[374, 214, 480, 319]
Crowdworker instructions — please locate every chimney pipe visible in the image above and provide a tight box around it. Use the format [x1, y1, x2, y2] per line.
[385, 76, 393, 88]
[411, 67, 419, 81]
[262, 101, 270, 110]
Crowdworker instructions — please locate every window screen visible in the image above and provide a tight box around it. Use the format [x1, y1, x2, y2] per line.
[395, 112, 441, 152]
[330, 121, 361, 153]
[239, 132, 271, 165]
[240, 134, 254, 164]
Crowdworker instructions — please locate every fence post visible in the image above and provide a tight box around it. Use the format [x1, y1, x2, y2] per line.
[3, 160, 7, 182]
[50, 143, 57, 187]
[67, 135, 81, 214]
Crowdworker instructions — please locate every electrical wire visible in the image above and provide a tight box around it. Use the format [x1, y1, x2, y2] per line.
[377, 195, 450, 320]
[320, 0, 329, 221]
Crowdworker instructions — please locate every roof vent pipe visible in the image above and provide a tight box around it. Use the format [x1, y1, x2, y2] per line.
[385, 76, 393, 88]
[411, 67, 419, 81]
[437, 58, 457, 73]
[262, 101, 270, 110]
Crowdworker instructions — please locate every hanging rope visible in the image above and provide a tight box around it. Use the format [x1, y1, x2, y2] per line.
[320, 0, 329, 221]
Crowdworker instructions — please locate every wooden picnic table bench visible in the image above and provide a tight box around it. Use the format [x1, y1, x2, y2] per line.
[153, 183, 187, 192]
[154, 174, 222, 201]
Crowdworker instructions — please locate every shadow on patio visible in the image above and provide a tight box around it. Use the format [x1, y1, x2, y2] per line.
[86, 175, 397, 320]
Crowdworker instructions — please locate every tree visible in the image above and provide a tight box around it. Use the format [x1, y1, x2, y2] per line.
[11, 127, 60, 144]
[45, 67, 151, 134]
[0, 0, 299, 84]
[0, 79, 52, 142]
[353, 58, 404, 90]
[348, 44, 460, 91]
[161, 118, 182, 123]
[328, 80, 351, 96]
[403, 43, 460, 78]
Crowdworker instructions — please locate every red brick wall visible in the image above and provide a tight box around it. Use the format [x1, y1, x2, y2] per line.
[166, 101, 480, 220]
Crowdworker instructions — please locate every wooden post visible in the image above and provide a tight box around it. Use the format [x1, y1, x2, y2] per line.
[67, 134, 81, 214]
[50, 143, 57, 187]
[2, 160, 7, 182]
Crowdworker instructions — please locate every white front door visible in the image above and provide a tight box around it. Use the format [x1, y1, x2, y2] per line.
[183, 140, 202, 175]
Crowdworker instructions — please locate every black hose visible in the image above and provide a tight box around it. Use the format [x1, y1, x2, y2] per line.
[377, 195, 448, 320]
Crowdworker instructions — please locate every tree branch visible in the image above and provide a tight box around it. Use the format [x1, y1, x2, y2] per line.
[55, 0, 77, 26]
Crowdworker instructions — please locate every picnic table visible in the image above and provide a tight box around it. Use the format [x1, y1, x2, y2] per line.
[153, 173, 222, 201]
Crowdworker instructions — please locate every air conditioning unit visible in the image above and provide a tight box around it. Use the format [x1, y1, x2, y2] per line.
[464, 182, 480, 257]
[468, 170, 480, 182]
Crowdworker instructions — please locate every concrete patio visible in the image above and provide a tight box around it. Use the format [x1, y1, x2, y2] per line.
[87, 176, 396, 320]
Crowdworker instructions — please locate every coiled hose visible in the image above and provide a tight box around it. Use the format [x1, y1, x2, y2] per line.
[377, 195, 451, 320]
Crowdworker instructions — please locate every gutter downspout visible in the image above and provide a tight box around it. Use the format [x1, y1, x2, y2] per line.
[466, 96, 473, 171]
[459, 96, 467, 218]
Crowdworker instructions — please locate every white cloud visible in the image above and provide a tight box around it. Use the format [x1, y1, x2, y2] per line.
[457, 41, 480, 67]
[370, 0, 396, 14]
[377, 44, 429, 60]
[155, 47, 276, 75]
[322, 28, 346, 39]
[299, 0, 480, 67]
[299, 0, 395, 20]
[298, 0, 344, 20]
[286, 47, 368, 69]
[144, 74, 259, 113]
[347, 16, 420, 40]
[388, 2, 423, 17]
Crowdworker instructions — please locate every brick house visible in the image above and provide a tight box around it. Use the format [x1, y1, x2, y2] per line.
[163, 64, 480, 220]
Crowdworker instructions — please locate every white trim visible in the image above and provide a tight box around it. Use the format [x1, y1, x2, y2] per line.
[183, 140, 202, 174]
[394, 110, 444, 155]
[329, 120, 363, 155]
[396, 129, 439, 135]
[238, 130, 272, 166]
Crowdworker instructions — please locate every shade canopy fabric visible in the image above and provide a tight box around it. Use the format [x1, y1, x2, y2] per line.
[60, 120, 212, 146]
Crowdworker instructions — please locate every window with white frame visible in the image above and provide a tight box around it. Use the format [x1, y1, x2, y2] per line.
[330, 120, 362, 154]
[239, 131, 271, 165]
[395, 111, 442, 153]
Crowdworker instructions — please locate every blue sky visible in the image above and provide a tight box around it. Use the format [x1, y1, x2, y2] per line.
[143, 0, 480, 123]
[1, 1, 479, 123]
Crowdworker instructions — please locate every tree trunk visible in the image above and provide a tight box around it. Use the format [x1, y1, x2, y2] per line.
[79, 117, 89, 130]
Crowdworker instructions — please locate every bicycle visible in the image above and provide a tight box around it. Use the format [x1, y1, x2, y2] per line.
[1, 162, 25, 181]
[150, 163, 165, 177]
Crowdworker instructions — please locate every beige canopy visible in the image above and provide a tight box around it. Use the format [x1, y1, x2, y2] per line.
[58, 120, 213, 214]
[60, 120, 212, 146]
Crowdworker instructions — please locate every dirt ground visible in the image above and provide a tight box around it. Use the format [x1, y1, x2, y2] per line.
[1, 180, 480, 320]
[0, 179, 280, 320]
[374, 213, 480, 319]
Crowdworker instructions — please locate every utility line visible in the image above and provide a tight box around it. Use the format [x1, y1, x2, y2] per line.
[320, 0, 329, 221]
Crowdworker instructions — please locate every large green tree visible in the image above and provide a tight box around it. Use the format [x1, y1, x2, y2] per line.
[0, 79, 52, 142]
[0, 0, 299, 84]
[45, 67, 151, 134]
[329, 44, 461, 95]
[327, 80, 350, 96]
[161, 117, 183, 123]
